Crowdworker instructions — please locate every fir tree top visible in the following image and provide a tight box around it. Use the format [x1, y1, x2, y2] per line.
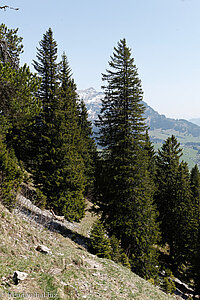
[33, 28, 58, 109]
[96, 38, 147, 152]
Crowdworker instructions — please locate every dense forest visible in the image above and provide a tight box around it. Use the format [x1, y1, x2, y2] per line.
[0, 24, 199, 297]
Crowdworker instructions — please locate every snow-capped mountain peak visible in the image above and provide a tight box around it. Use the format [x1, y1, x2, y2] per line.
[78, 87, 103, 104]
[77, 87, 103, 121]
[77, 88, 200, 140]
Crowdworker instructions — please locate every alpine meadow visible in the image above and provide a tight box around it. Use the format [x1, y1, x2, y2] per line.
[0, 22, 200, 299]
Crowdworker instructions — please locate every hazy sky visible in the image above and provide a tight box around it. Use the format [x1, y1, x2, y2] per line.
[1, 0, 200, 120]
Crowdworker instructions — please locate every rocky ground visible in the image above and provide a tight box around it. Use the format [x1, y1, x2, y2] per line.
[0, 195, 180, 299]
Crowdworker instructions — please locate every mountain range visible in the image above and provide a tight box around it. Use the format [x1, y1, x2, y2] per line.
[189, 118, 200, 127]
[78, 87, 200, 168]
[78, 87, 200, 138]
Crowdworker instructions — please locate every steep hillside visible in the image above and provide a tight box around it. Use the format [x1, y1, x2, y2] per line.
[78, 88, 200, 168]
[0, 197, 175, 300]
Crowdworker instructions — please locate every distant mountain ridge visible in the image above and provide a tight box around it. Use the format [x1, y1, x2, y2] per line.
[189, 118, 200, 127]
[78, 88, 200, 168]
[143, 102, 200, 137]
[78, 87, 200, 138]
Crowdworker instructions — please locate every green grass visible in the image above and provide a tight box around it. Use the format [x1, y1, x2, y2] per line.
[0, 201, 174, 300]
[38, 273, 60, 299]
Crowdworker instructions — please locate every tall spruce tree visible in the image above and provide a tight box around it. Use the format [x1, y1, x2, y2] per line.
[144, 130, 156, 178]
[190, 165, 200, 296]
[1, 64, 41, 163]
[190, 164, 200, 238]
[155, 135, 182, 246]
[155, 135, 193, 268]
[78, 98, 97, 196]
[173, 162, 194, 265]
[32, 28, 59, 200]
[33, 28, 58, 118]
[59, 53, 97, 197]
[96, 39, 160, 279]
[56, 52, 86, 220]
[32, 31, 86, 220]
[0, 24, 41, 166]
[190, 165, 200, 245]
[190, 164, 200, 215]
[192, 229, 200, 297]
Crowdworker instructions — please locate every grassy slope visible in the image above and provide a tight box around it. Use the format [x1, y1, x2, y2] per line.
[0, 201, 174, 300]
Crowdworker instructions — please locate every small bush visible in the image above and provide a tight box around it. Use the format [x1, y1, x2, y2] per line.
[89, 220, 112, 259]
[57, 190, 86, 222]
[89, 223, 131, 268]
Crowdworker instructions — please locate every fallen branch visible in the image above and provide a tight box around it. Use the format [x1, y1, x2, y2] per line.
[50, 209, 65, 222]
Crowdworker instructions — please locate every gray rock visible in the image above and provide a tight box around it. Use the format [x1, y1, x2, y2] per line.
[36, 244, 51, 254]
[13, 271, 28, 285]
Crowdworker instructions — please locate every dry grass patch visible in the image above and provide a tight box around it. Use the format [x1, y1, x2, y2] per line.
[0, 202, 175, 299]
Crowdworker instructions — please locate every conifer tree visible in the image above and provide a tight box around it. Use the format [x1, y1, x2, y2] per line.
[190, 164, 200, 214]
[192, 229, 200, 297]
[155, 136, 193, 267]
[56, 52, 86, 220]
[155, 135, 182, 243]
[78, 98, 97, 195]
[32, 32, 86, 220]
[0, 23, 23, 68]
[0, 24, 41, 166]
[190, 165, 200, 296]
[144, 130, 156, 178]
[0, 64, 41, 163]
[59, 53, 97, 197]
[90, 220, 112, 259]
[33, 28, 58, 113]
[190, 165, 200, 246]
[190, 165, 200, 239]
[32, 28, 59, 200]
[173, 162, 193, 265]
[96, 39, 160, 279]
